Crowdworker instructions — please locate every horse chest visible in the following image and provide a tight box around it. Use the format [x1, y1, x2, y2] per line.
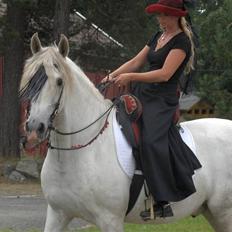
[42, 173, 89, 217]
[41, 155, 98, 210]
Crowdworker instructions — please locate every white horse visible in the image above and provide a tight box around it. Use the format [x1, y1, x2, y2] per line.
[20, 33, 232, 232]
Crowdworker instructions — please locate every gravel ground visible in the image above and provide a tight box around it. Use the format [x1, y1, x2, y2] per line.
[0, 195, 90, 231]
[0, 178, 91, 232]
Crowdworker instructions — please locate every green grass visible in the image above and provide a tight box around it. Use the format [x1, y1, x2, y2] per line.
[0, 216, 214, 232]
[79, 216, 214, 232]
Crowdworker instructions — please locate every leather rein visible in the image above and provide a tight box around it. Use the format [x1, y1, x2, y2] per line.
[28, 80, 115, 151]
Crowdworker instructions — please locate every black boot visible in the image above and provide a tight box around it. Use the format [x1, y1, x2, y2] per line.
[140, 202, 173, 220]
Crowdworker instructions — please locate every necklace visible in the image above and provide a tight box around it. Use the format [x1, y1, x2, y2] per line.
[158, 30, 181, 43]
[160, 33, 167, 41]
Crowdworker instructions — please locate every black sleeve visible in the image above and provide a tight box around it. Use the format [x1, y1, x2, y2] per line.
[172, 34, 191, 55]
[147, 32, 161, 47]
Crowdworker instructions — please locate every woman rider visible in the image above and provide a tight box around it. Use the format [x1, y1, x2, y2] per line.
[102, 0, 202, 219]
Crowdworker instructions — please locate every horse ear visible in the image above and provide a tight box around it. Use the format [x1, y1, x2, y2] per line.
[58, 34, 69, 57]
[31, 33, 42, 54]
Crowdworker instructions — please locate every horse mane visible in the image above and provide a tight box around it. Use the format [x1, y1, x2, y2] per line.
[65, 58, 107, 104]
[19, 65, 48, 101]
[20, 44, 106, 104]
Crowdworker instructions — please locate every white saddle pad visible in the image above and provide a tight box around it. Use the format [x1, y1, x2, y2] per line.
[112, 113, 196, 179]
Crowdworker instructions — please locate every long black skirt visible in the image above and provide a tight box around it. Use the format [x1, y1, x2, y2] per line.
[139, 93, 202, 202]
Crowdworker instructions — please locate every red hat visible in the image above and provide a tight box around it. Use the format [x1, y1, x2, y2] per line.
[146, 0, 188, 17]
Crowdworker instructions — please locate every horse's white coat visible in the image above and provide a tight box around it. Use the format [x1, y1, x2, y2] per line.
[23, 34, 232, 232]
[179, 124, 196, 154]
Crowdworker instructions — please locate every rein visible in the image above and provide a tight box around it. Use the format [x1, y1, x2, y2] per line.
[47, 80, 115, 151]
[50, 102, 114, 135]
[48, 104, 114, 150]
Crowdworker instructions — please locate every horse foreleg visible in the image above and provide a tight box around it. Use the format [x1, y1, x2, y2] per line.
[44, 204, 72, 232]
[203, 204, 232, 232]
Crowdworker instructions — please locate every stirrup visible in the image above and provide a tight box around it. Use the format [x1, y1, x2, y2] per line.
[140, 196, 155, 221]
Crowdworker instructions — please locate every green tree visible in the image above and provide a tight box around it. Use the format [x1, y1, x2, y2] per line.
[69, 1, 160, 74]
[196, 0, 232, 118]
[71, 0, 158, 58]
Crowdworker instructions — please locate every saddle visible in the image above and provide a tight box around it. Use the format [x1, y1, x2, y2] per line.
[115, 94, 142, 148]
[115, 94, 146, 215]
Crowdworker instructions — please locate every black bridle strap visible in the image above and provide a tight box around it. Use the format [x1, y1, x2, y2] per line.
[50, 103, 115, 135]
[49, 85, 64, 125]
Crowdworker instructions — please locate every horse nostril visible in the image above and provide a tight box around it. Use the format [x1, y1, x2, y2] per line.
[37, 123, 45, 134]
[25, 121, 30, 132]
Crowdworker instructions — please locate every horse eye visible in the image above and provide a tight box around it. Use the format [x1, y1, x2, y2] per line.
[56, 78, 63, 86]
[54, 63, 59, 70]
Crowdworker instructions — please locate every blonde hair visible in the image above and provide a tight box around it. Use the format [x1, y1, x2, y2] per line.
[179, 17, 195, 73]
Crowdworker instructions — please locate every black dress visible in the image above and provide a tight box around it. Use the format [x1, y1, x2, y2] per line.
[132, 32, 202, 202]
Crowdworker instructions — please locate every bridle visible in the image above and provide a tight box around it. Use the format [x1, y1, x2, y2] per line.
[21, 68, 116, 152]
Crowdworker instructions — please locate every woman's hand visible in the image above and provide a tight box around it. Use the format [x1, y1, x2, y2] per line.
[114, 73, 132, 88]
[101, 74, 115, 83]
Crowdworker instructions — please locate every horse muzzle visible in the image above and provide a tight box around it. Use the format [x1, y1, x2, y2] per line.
[25, 120, 48, 140]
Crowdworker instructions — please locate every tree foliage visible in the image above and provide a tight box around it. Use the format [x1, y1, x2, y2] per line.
[195, 0, 232, 118]
[72, 0, 158, 56]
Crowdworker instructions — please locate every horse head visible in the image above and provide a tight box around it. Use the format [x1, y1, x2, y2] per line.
[20, 33, 72, 141]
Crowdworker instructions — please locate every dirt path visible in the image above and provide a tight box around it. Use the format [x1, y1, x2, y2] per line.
[0, 177, 42, 196]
